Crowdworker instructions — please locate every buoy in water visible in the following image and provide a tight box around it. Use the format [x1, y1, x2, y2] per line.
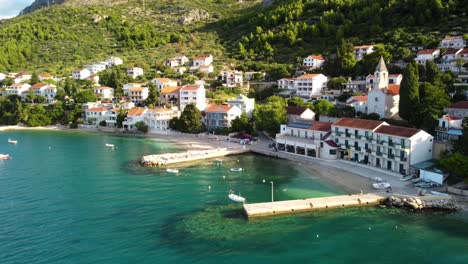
[208, 186, 211, 191]
[316, 234, 319, 238]
[262, 179, 266, 183]
[368, 227, 372, 230]
[222, 175, 226, 179]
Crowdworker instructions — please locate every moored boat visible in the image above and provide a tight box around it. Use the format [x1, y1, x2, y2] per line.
[414, 182, 433, 188]
[411, 177, 422, 183]
[166, 168, 179, 173]
[228, 193, 246, 203]
[372, 182, 391, 189]
[373, 177, 383, 182]
[105, 144, 114, 148]
[0, 154, 11, 160]
[230, 168, 243, 172]
[8, 139, 18, 144]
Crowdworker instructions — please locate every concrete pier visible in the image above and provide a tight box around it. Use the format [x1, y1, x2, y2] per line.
[243, 193, 387, 218]
[141, 147, 250, 167]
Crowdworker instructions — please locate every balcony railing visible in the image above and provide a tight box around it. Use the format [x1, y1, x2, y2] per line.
[355, 146, 361, 151]
[366, 148, 372, 153]
[388, 154, 395, 159]
[400, 157, 408, 162]
[388, 141, 395, 147]
[345, 133, 351, 137]
[377, 140, 385, 145]
[377, 152, 382, 156]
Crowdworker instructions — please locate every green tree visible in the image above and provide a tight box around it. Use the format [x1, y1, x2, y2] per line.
[29, 71, 39, 85]
[75, 89, 97, 103]
[336, 39, 357, 75]
[399, 61, 419, 123]
[313, 99, 334, 118]
[144, 83, 159, 107]
[231, 113, 250, 133]
[135, 121, 149, 133]
[438, 152, 468, 182]
[116, 109, 127, 128]
[253, 96, 287, 136]
[178, 103, 204, 133]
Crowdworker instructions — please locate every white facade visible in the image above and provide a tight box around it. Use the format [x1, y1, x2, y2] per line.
[128, 87, 149, 104]
[38, 73, 53, 82]
[346, 96, 368, 114]
[85, 62, 107, 74]
[0, 73, 5, 81]
[278, 74, 327, 98]
[127, 67, 144, 79]
[416, 49, 440, 65]
[94, 87, 114, 99]
[85, 107, 108, 126]
[152, 78, 178, 91]
[123, 83, 143, 95]
[144, 107, 180, 133]
[14, 72, 32, 84]
[277, 78, 296, 90]
[244, 71, 265, 81]
[179, 84, 206, 112]
[72, 68, 91, 80]
[444, 101, 468, 119]
[302, 55, 325, 69]
[193, 54, 213, 67]
[199, 65, 214, 73]
[219, 70, 243, 87]
[353, 45, 374, 61]
[439, 36, 466, 49]
[44, 86, 57, 103]
[123, 108, 147, 130]
[205, 105, 242, 130]
[163, 58, 179, 68]
[105, 56, 123, 67]
[6, 83, 31, 96]
[227, 94, 255, 118]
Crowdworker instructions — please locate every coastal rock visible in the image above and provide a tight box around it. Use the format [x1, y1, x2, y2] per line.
[385, 196, 460, 211]
[178, 9, 209, 25]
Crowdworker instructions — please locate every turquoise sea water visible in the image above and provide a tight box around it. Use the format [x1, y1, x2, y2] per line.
[0, 131, 467, 264]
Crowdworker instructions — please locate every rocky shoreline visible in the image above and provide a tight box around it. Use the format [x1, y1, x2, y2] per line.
[385, 195, 461, 211]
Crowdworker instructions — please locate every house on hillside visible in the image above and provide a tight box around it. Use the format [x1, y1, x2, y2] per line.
[205, 104, 242, 130]
[105, 56, 123, 67]
[367, 57, 401, 119]
[160, 86, 181, 106]
[6, 83, 31, 96]
[435, 115, 463, 142]
[218, 70, 243, 87]
[14, 72, 32, 84]
[38, 73, 53, 82]
[123, 83, 143, 95]
[278, 74, 328, 98]
[303, 55, 325, 69]
[94, 86, 114, 100]
[85, 107, 108, 126]
[227, 94, 255, 118]
[193, 54, 213, 67]
[444, 101, 468, 119]
[353, 45, 374, 61]
[152, 78, 178, 91]
[346, 96, 368, 114]
[122, 107, 147, 130]
[439, 36, 466, 49]
[127, 67, 144, 79]
[415, 49, 440, 65]
[128, 87, 148, 104]
[144, 107, 180, 133]
[285, 106, 315, 123]
[72, 68, 91, 80]
[163, 58, 179, 68]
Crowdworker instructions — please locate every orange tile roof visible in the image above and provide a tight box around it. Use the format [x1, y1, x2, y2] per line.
[154, 78, 175, 83]
[129, 87, 146, 92]
[459, 48, 468, 54]
[307, 55, 324, 60]
[194, 54, 212, 60]
[444, 116, 461, 121]
[353, 96, 368, 102]
[333, 118, 385, 130]
[147, 108, 173, 113]
[354, 45, 373, 49]
[161, 86, 181, 94]
[97, 86, 113, 90]
[73, 68, 85, 72]
[443, 35, 462, 40]
[297, 73, 321, 79]
[45, 87, 56, 90]
[180, 85, 202, 91]
[31, 83, 47, 89]
[127, 107, 146, 116]
[308, 121, 332, 132]
[9, 83, 27, 87]
[386, 84, 400, 95]
[375, 125, 421, 138]
[39, 73, 52, 77]
[417, 49, 439, 55]
[86, 107, 108, 112]
[199, 65, 212, 69]
[206, 104, 233, 113]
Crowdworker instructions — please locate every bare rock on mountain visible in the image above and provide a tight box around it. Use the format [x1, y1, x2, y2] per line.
[178, 9, 209, 25]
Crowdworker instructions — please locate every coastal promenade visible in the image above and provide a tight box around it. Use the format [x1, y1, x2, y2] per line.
[141, 147, 250, 167]
[243, 193, 388, 218]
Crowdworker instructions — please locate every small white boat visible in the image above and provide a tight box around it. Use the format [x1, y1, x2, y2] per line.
[372, 182, 391, 189]
[166, 168, 179, 173]
[8, 139, 18, 144]
[230, 168, 243, 172]
[228, 193, 246, 203]
[400, 175, 414, 181]
[430, 191, 449, 196]
[373, 177, 383, 182]
[105, 144, 114, 148]
[411, 177, 422, 183]
[0, 154, 11, 160]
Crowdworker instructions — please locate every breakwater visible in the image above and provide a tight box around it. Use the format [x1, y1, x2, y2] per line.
[140, 147, 250, 167]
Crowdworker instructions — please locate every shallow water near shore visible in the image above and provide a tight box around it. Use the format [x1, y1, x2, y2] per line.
[0, 131, 467, 263]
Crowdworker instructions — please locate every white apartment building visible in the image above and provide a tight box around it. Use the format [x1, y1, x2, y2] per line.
[277, 74, 328, 98]
[144, 107, 180, 133]
[44, 86, 57, 103]
[122, 107, 146, 130]
[38, 73, 53, 82]
[105, 56, 123, 67]
[72, 68, 91, 80]
[127, 67, 144, 79]
[123, 83, 144, 95]
[85, 107, 108, 126]
[302, 55, 325, 69]
[128, 87, 148, 104]
[353, 45, 374, 61]
[193, 54, 213, 67]
[227, 94, 255, 118]
[160, 86, 181, 106]
[179, 84, 206, 111]
[205, 104, 242, 130]
[85, 62, 107, 74]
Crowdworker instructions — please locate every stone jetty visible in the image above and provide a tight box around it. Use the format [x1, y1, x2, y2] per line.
[243, 193, 387, 218]
[140, 147, 250, 167]
[385, 194, 459, 210]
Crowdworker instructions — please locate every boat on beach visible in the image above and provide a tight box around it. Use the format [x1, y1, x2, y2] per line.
[105, 144, 114, 148]
[228, 192, 246, 203]
[411, 177, 422, 183]
[230, 168, 243, 172]
[0, 154, 11, 160]
[372, 182, 391, 189]
[430, 191, 449, 196]
[414, 182, 433, 188]
[166, 168, 179, 173]
[373, 177, 383, 182]
[8, 139, 18, 144]
[400, 175, 414, 181]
